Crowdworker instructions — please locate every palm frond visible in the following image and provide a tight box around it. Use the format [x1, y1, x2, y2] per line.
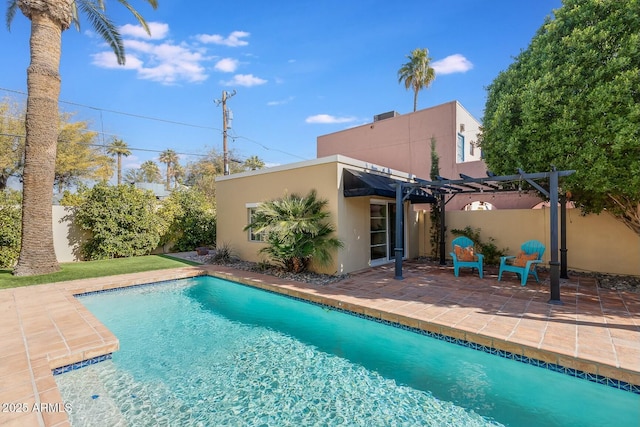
[115, 0, 156, 35]
[6, 0, 18, 31]
[77, 0, 125, 64]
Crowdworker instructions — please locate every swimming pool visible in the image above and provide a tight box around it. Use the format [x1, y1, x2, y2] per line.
[56, 276, 639, 426]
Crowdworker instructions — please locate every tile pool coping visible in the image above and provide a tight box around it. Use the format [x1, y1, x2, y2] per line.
[1, 263, 639, 426]
[64, 273, 640, 394]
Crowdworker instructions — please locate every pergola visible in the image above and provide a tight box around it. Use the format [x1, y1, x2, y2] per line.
[393, 167, 576, 305]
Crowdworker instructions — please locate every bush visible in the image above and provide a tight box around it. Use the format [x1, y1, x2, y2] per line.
[450, 226, 508, 265]
[158, 188, 216, 252]
[73, 183, 165, 260]
[244, 190, 343, 273]
[0, 190, 21, 268]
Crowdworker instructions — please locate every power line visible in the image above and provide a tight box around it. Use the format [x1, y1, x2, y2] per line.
[0, 87, 312, 162]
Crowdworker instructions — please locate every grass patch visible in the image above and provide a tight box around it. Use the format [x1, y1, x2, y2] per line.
[0, 255, 201, 289]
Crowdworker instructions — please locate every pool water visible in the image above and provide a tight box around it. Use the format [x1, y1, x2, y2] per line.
[56, 276, 639, 426]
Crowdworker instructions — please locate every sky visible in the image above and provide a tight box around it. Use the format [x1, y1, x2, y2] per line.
[1, 0, 563, 176]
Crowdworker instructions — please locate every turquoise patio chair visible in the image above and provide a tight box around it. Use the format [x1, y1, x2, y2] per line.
[450, 236, 484, 278]
[498, 240, 546, 286]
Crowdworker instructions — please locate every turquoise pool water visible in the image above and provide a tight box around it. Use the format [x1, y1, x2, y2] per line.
[56, 276, 639, 426]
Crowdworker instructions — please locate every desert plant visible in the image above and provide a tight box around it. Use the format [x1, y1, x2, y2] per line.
[244, 189, 343, 273]
[450, 226, 508, 265]
[210, 242, 236, 264]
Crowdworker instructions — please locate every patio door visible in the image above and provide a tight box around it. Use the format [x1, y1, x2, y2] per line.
[370, 201, 404, 265]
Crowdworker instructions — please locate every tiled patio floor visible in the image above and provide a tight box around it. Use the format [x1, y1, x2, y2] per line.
[1, 260, 639, 426]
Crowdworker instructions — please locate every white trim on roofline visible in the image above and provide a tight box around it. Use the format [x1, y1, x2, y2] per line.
[215, 154, 419, 182]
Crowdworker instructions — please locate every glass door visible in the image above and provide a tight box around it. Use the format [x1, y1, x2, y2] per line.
[370, 203, 387, 263]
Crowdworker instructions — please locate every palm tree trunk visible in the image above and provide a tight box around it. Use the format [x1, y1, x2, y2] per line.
[413, 90, 418, 112]
[117, 153, 122, 185]
[14, 11, 62, 276]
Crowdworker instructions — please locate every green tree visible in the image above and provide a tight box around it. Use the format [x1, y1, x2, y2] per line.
[0, 99, 25, 190]
[55, 114, 112, 193]
[159, 188, 216, 252]
[6, 0, 158, 276]
[72, 183, 165, 260]
[429, 136, 441, 259]
[159, 149, 179, 190]
[106, 138, 131, 185]
[243, 155, 265, 171]
[481, 0, 640, 235]
[140, 160, 162, 183]
[185, 148, 258, 203]
[398, 48, 436, 112]
[0, 190, 21, 268]
[244, 189, 343, 273]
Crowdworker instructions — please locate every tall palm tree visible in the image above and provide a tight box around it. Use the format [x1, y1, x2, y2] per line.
[6, 0, 158, 276]
[243, 155, 265, 171]
[159, 149, 178, 190]
[106, 138, 131, 185]
[140, 160, 162, 183]
[398, 48, 436, 112]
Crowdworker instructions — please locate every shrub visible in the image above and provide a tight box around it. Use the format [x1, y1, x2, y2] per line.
[0, 190, 21, 268]
[244, 189, 343, 273]
[450, 226, 508, 265]
[158, 188, 216, 252]
[73, 183, 165, 260]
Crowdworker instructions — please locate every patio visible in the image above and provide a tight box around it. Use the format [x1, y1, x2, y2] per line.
[0, 260, 638, 426]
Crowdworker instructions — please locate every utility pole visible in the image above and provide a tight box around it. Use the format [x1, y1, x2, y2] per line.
[214, 90, 236, 175]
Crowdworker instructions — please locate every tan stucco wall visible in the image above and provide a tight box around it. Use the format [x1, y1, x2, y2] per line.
[52, 206, 87, 263]
[422, 209, 640, 276]
[216, 160, 342, 274]
[216, 156, 421, 275]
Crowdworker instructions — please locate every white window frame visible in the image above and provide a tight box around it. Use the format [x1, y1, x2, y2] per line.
[246, 203, 265, 242]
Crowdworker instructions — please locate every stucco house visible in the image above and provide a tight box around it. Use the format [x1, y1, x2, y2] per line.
[215, 155, 433, 275]
[317, 100, 542, 210]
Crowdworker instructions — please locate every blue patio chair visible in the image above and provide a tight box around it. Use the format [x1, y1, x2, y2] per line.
[498, 240, 546, 286]
[450, 236, 484, 278]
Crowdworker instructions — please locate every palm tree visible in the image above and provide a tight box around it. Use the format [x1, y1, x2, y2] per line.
[398, 48, 436, 112]
[159, 149, 178, 190]
[106, 138, 131, 185]
[6, 0, 158, 276]
[243, 155, 265, 171]
[140, 160, 162, 183]
[244, 189, 343, 273]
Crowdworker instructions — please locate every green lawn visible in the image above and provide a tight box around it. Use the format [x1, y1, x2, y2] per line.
[0, 255, 201, 289]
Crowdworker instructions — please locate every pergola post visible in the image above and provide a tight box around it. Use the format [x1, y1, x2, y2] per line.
[548, 168, 563, 304]
[439, 193, 446, 265]
[394, 183, 404, 280]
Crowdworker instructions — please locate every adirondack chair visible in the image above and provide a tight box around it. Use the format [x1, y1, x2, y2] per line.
[450, 236, 484, 278]
[498, 240, 546, 286]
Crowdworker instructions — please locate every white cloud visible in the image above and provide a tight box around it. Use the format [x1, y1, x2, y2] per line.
[119, 22, 169, 40]
[214, 58, 239, 73]
[92, 40, 208, 84]
[221, 74, 267, 87]
[195, 30, 250, 47]
[305, 114, 356, 124]
[432, 54, 473, 75]
[267, 96, 294, 106]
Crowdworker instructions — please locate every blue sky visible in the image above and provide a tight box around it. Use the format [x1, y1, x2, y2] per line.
[1, 0, 562, 174]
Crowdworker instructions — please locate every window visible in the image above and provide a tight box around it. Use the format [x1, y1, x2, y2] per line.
[456, 133, 465, 163]
[247, 206, 265, 242]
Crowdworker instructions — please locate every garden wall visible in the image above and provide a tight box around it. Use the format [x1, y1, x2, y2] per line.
[420, 208, 640, 276]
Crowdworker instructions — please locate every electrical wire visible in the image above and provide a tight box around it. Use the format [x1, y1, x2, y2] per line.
[1, 87, 313, 162]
